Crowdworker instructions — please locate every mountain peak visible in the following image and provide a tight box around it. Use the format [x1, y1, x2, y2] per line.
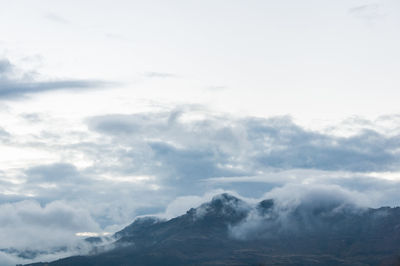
[190, 193, 249, 225]
[257, 198, 274, 215]
[209, 193, 241, 207]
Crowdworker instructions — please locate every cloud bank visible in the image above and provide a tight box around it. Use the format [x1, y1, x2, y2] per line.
[87, 110, 400, 178]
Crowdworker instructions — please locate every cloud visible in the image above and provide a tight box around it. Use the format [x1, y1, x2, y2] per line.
[105, 33, 127, 41]
[148, 141, 241, 181]
[43, 13, 70, 24]
[206, 85, 227, 91]
[0, 199, 100, 265]
[157, 189, 241, 219]
[229, 184, 370, 240]
[143, 72, 177, 78]
[0, 252, 17, 266]
[83, 110, 400, 206]
[9, 161, 171, 230]
[4, 109, 400, 218]
[262, 183, 370, 208]
[0, 127, 10, 138]
[20, 113, 43, 123]
[349, 3, 385, 23]
[87, 111, 400, 179]
[0, 200, 99, 242]
[0, 58, 112, 99]
[25, 163, 81, 183]
[255, 129, 399, 172]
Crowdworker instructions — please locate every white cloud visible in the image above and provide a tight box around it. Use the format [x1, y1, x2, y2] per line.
[0, 199, 102, 265]
[0, 200, 99, 249]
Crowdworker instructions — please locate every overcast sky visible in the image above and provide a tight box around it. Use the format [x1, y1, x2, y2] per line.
[1, 0, 400, 264]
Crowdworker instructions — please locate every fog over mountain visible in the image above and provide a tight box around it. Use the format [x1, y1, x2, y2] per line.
[21, 193, 400, 266]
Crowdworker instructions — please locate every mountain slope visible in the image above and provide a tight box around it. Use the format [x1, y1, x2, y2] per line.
[25, 193, 400, 266]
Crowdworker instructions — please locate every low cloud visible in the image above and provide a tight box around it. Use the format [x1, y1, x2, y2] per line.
[262, 183, 370, 209]
[0, 200, 100, 249]
[158, 189, 241, 219]
[230, 184, 369, 240]
[0, 199, 100, 265]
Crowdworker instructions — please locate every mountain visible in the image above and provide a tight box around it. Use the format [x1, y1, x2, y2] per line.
[25, 193, 400, 266]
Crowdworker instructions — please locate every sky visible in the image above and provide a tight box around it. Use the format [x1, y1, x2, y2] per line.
[1, 0, 400, 264]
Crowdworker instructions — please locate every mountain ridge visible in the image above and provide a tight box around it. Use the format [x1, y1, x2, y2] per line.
[24, 193, 400, 266]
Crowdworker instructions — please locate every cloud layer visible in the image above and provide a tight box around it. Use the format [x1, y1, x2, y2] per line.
[87, 110, 400, 177]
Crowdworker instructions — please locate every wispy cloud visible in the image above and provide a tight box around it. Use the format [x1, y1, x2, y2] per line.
[206, 85, 227, 91]
[348, 3, 385, 24]
[143, 72, 177, 78]
[43, 13, 70, 24]
[0, 58, 114, 99]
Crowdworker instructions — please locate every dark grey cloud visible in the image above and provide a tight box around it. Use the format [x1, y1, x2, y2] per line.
[0, 60, 12, 74]
[0, 80, 108, 98]
[244, 117, 400, 172]
[148, 141, 243, 182]
[86, 111, 251, 189]
[255, 129, 399, 172]
[25, 163, 81, 183]
[0, 58, 113, 99]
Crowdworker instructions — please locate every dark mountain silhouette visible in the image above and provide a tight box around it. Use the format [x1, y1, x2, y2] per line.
[25, 193, 400, 266]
